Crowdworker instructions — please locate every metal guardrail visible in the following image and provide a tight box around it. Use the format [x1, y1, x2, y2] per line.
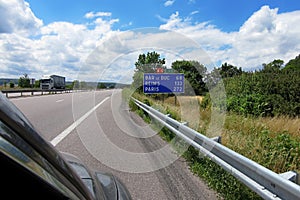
[1, 89, 72, 98]
[132, 97, 300, 200]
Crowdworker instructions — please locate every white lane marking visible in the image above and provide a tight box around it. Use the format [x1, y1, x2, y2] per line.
[56, 99, 64, 103]
[51, 96, 110, 146]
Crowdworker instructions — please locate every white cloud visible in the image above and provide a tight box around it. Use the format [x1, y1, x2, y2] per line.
[85, 11, 112, 19]
[230, 6, 300, 68]
[159, 6, 300, 70]
[80, 28, 214, 82]
[239, 6, 278, 34]
[0, 1, 120, 81]
[0, 33, 44, 78]
[160, 12, 233, 52]
[190, 11, 199, 15]
[0, 0, 43, 36]
[164, 0, 175, 7]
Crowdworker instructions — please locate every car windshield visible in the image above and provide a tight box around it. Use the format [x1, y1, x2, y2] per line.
[41, 79, 50, 83]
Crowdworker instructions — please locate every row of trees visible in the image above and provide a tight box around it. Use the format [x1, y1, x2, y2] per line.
[204, 56, 300, 117]
[219, 58, 299, 117]
[132, 51, 300, 117]
[1, 74, 38, 89]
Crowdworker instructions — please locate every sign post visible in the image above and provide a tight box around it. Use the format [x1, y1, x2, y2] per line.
[143, 73, 184, 94]
[30, 78, 35, 88]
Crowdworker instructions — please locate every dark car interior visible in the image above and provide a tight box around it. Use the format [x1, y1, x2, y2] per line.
[0, 150, 68, 199]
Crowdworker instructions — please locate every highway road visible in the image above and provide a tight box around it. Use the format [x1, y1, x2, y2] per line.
[10, 90, 220, 200]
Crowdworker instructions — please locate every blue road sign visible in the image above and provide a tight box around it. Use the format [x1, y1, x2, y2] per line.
[143, 73, 184, 94]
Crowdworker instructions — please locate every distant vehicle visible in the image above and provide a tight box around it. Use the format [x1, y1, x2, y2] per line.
[0, 92, 132, 199]
[40, 74, 66, 90]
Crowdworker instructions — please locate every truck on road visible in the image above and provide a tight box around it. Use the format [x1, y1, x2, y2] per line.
[40, 75, 65, 90]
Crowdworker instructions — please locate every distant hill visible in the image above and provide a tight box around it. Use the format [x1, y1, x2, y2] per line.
[0, 78, 18, 86]
[97, 82, 130, 89]
[66, 81, 130, 89]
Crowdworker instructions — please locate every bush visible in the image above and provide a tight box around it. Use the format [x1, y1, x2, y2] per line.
[203, 70, 300, 117]
[9, 82, 15, 88]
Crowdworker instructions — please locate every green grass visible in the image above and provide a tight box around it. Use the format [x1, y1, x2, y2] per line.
[222, 114, 300, 174]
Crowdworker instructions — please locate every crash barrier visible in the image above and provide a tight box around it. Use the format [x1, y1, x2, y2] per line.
[1, 89, 73, 98]
[132, 97, 300, 200]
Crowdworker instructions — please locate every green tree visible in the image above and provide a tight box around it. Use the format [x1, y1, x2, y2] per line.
[34, 80, 40, 88]
[132, 51, 166, 92]
[171, 60, 207, 95]
[18, 74, 30, 88]
[134, 51, 166, 72]
[72, 80, 80, 89]
[262, 59, 284, 72]
[219, 63, 243, 78]
[203, 56, 300, 117]
[98, 82, 106, 89]
[283, 54, 300, 71]
[9, 81, 14, 88]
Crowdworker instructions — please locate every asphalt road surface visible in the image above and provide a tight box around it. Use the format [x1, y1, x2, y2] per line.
[10, 89, 220, 200]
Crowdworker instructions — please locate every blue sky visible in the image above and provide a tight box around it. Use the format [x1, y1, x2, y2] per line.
[26, 0, 300, 32]
[1, 0, 300, 82]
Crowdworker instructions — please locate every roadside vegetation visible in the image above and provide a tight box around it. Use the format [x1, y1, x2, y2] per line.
[124, 52, 300, 200]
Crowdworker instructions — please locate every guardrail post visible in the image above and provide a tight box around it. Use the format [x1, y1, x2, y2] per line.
[211, 136, 222, 144]
[280, 171, 299, 184]
[181, 121, 189, 127]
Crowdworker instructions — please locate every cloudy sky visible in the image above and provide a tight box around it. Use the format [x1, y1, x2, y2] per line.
[1, 0, 300, 83]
